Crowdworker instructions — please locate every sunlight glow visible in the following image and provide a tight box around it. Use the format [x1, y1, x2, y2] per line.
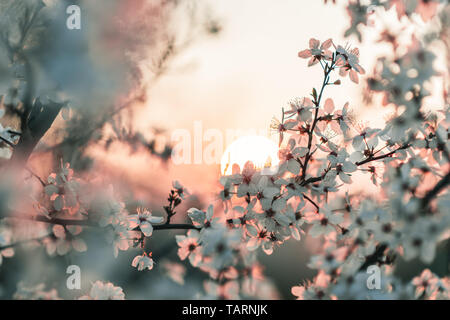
[220, 135, 280, 176]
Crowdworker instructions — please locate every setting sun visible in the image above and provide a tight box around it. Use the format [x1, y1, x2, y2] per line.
[220, 135, 280, 176]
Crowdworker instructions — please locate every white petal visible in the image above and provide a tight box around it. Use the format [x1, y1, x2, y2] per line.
[247, 238, 259, 251]
[140, 221, 154, 237]
[53, 195, 64, 211]
[72, 239, 87, 252]
[246, 224, 258, 237]
[275, 213, 290, 226]
[44, 185, 59, 196]
[343, 161, 357, 173]
[339, 171, 352, 184]
[290, 227, 301, 241]
[149, 216, 164, 224]
[272, 198, 286, 211]
[287, 159, 301, 175]
[132, 255, 141, 268]
[128, 215, 140, 229]
[352, 135, 364, 150]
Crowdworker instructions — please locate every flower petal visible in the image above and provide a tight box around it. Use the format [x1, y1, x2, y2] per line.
[140, 221, 154, 237]
[298, 49, 312, 58]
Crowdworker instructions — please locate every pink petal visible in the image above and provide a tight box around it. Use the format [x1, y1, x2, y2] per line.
[298, 49, 312, 58]
[321, 38, 333, 50]
[324, 98, 335, 114]
[349, 70, 359, 84]
[308, 57, 319, 67]
[309, 38, 320, 49]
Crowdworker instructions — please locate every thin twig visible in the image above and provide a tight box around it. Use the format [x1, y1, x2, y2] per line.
[302, 193, 320, 212]
[301, 144, 410, 187]
[355, 144, 409, 166]
[0, 136, 15, 148]
[25, 166, 46, 187]
[420, 171, 450, 208]
[301, 57, 335, 181]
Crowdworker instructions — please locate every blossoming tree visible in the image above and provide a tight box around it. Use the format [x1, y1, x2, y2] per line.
[0, 0, 449, 300]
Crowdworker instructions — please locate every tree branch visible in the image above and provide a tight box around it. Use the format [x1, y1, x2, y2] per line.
[302, 193, 320, 212]
[25, 166, 46, 187]
[0, 136, 15, 148]
[355, 144, 409, 166]
[301, 144, 410, 187]
[9, 99, 64, 167]
[358, 243, 388, 271]
[301, 58, 336, 181]
[8, 214, 199, 231]
[420, 171, 450, 208]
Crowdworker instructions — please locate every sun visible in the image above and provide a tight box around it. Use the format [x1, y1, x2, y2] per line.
[220, 135, 280, 176]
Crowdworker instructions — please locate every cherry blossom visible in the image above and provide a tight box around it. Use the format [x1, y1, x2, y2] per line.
[13, 282, 61, 300]
[43, 225, 87, 256]
[44, 163, 80, 213]
[132, 253, 154, 271]
[309, 206, 344, 237]
[335, 44, 365, 83]
[128, 208, 164, 237]
[188, 205, 220, 230]
[176, 229, 203, 267]
[79, 281, 125, 300]
[298, 38, 333, 66]
[412, 269, 440, 299]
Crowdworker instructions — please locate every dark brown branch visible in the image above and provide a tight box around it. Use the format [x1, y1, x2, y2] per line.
[355, 144, 409, 166]
[302, 193, 320, 212]
[301, 60, 334, 180]
[358, 243, 388, 271]
[0, 214, 198, 251]
[301, 175, 325, 186]
[301, 144, 410, 187]
[420, 171, 450, 208]
[0, 136, 15, 148]
[25, 166, 46, 187]
[8, 214, 199, 231]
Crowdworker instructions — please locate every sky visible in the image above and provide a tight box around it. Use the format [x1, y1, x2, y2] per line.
[4, 0, 448, 300]
[120, 0, 374, 199]
[94, 0, 445, 202]
[139, 0, 359, 133]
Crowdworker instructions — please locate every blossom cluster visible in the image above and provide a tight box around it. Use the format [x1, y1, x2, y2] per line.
[171, 35, 449, 299]
[0, 0, 449, 301]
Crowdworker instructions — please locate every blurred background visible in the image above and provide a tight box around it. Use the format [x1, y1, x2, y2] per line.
[0, 0, 448, 299]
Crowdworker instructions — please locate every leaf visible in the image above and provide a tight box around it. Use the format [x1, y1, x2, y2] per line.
[44, 184, 58, 196]
[53, 195, 64, 211]
[312, 88, 318, 101]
